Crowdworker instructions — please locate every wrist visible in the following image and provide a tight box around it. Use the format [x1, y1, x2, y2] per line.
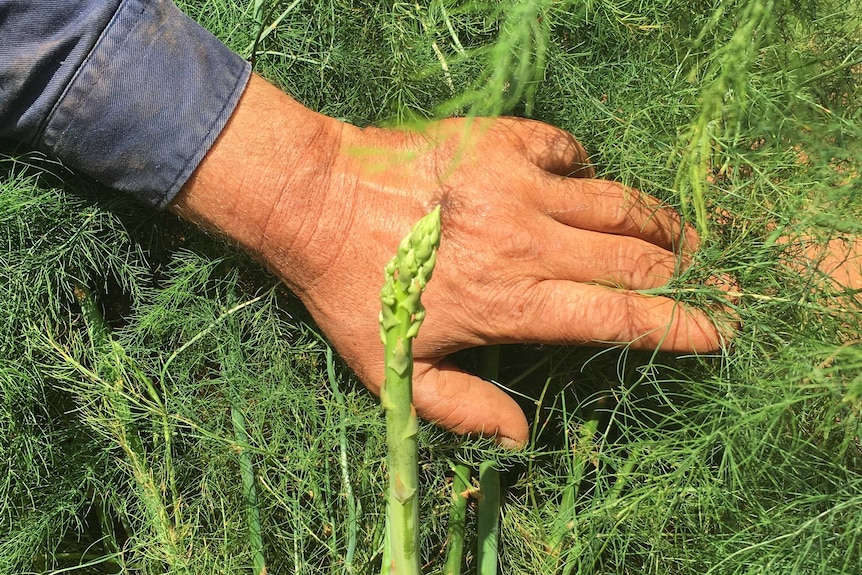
[170, 74, 347, 293]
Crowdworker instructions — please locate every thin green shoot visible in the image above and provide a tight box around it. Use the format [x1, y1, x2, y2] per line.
[476, 346, 503, 575]
[443, 463, 471, 575]
[326, 344, 359, 574]
[231, 405, 267, 575]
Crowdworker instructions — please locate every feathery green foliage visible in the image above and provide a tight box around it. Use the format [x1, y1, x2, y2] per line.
[2, 1, 860, 574]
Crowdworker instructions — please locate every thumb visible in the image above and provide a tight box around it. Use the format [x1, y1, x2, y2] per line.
[412, 361, 529, 449]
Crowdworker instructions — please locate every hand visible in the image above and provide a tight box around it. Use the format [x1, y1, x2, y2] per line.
[173, 75, 726, 448]
[788, 236, 862, 295]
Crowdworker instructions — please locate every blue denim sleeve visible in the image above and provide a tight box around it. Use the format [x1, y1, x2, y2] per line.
[0, 0, 251, 208]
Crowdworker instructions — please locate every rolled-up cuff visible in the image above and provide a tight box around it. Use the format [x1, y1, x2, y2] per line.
[37, 0, 251, 209]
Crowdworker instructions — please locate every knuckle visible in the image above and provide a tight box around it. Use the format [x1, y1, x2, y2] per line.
[603, 240, 676, 290]
[592, 293, 635, 342]
[631, 251, 676, 289]
[583, 290, 653, 344]
[609, 197, 642, 232]
[498, 224, 540, 260]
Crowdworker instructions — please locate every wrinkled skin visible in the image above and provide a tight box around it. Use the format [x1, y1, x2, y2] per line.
[173, 75, 737, 447]
[295, 119, 728, 447]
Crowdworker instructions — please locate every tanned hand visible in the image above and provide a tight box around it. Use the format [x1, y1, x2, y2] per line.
[173, 74, 729, 448]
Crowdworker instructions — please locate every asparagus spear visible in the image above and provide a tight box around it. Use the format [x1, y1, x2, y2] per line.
[443, 463, 471, 575]
[379, 206, 442, 575]
[477, 347, 502, 575]
[477, 460, 501, 575]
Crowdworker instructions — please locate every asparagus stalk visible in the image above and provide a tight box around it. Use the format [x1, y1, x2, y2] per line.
[379, 206, 442, 575]
[546, 403, 601, 575]
[443, 463, 471, 575]
[477, 460, 501, 575]
[231, 405, 267, 575]
[476, 346, 502, 575]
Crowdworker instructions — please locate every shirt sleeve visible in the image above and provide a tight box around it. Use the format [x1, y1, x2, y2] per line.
[0, 0, 251, 208]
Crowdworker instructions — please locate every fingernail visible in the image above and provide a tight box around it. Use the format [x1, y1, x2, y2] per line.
[498, 436, 525, 450]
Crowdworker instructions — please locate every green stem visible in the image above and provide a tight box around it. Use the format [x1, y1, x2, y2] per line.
[379, 207, 442, 575]
[478, 345, 500, 381]
[326, 345, 359, 574]
[477, 460, 501, 575]
[380, 515, 392, 575]
[232, 405, 267, 575]
[443, 463, 471, 575]
[543, 399, 602, 575]
[477, 346, 502, 575]
[606, 447, 640, 506]
[70, 282, 186, 572]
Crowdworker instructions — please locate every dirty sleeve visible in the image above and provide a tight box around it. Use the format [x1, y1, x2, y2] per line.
[0, 0, 251, 208]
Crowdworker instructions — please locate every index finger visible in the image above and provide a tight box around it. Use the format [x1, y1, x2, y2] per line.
[490, 118, 596, 177]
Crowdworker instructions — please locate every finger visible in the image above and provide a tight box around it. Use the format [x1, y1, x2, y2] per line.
[503, 280, 728, 353]
[534, 226, 686, 290]
[791, 236, 862, 291]
[412, 361, 529, 448]
[498, 118, 595, 178]
[534, 177, 699, 253]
